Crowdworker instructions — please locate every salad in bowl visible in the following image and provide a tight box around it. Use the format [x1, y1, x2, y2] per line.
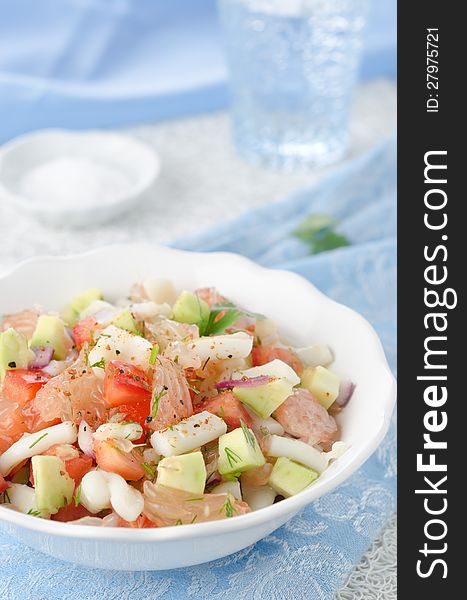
[0, 279, 353, 528]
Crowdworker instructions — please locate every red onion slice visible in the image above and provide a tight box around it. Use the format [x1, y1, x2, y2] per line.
[78, 420, 96, 459]
[335, 380, 356, 408]
[215, 375, 273, 390]
[206, 471, 222, 487]
[29, 346, 54, 369]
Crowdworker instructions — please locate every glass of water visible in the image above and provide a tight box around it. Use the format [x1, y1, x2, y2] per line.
[218, 0, 368, 168]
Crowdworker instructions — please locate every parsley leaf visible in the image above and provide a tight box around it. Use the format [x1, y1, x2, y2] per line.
[203, 306, 242, 336]
[293, 213, 350, 255]
[90, 358, 106, 369]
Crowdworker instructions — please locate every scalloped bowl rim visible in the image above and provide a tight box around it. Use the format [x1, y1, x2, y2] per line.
[0, 243, 396, 543]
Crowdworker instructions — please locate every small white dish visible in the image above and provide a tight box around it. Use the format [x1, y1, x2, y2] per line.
[0, 243, 396, 570]
[0, 129, 160, 227]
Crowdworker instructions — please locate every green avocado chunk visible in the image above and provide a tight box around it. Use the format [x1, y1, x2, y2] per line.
[111, 308, 139, 333]
[0, 328, 35, 381]
[32, 455, 75, 515]
[61, 288, 103, 325]
[233, 378, 294, 419]
[172, 291, 210, 330]
[157, 451, 207, 495]
[268, 456, 319, 497]
[218, 425, 265, 475]
[29, 315, 71, 360]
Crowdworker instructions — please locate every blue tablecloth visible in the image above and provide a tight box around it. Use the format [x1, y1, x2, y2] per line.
[0, 138, 396, 599]
[0, 0, 396, 141]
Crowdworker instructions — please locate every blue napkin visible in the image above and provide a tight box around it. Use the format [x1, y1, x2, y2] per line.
[0, 0, 396, 141]
[0, 139, 396, 599]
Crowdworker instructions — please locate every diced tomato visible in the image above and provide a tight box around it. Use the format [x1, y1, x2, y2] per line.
[2, 369, 50, 407]
[65, 455, 94, 485]
[115, 514, 157, 528]
[251, 346, 304, 375]
[103, 361, 151, 409]
[0, 370, 54, 453]
[193, 391, 253, 430]
[0, 474, 9, 494]
[73, 317, 100, 350]
[94, 438, 144, 481]
[51, 503, 95, 522]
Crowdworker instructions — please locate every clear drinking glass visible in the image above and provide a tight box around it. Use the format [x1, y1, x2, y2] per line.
[218, 0, 368, 168]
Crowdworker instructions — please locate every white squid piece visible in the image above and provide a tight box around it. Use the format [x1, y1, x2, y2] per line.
[0, 421, 77, 476]
[151, 411, 227, 457]
[88, 325, 153, 378]
[80, 470, 144, 522]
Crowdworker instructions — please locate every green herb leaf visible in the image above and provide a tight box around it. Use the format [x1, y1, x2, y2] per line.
[27, 509, 41, 517]
[149, 344, 160, 365]
[141, 463, 157, 480]
[204, 307, 242, 337]
[28, 432, 48, 449]
[224, 447, 241, 468]
[73, 483, 82, 507]
[240, 419, 257, 449]
[292, 213, 350, 255]
[91, 358, 106, 369]
[152, 386, 168, 418]
[175, 519, 183, 526]
[220, 495, 237, 518]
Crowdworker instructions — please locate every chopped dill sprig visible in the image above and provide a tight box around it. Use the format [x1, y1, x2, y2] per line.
[141, 463, 157, 480]
[73, 483, 82, 507]
[240, 419, 257, 449]
[29, 432, 48, 449]
[27, 509, 41, 517]
[224, 447, 241, 468]
[149, 344, 160, 365]
[152, 386, 168, 418]
[220, 495, 236, 518]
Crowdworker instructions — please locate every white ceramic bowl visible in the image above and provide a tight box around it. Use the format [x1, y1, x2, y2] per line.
[0, 129, 160, 227]
[0, 244, 395, 570]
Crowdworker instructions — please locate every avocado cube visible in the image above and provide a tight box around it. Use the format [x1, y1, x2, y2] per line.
[70, 288, 103, 314]
[156, 451, 207, 495]
[30, 315, 71, 360]
[172, 291, 210, 330]
[218, 426, 265, 475]
[269, 457, 319, 497]
[0, 328, 35, 380]
[61, 288, 103, 325]
[233, 378, 293, 419]
[111, 308, 138, 333]
[301, 366, 340, 409]
[32, 455, 75, 515]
